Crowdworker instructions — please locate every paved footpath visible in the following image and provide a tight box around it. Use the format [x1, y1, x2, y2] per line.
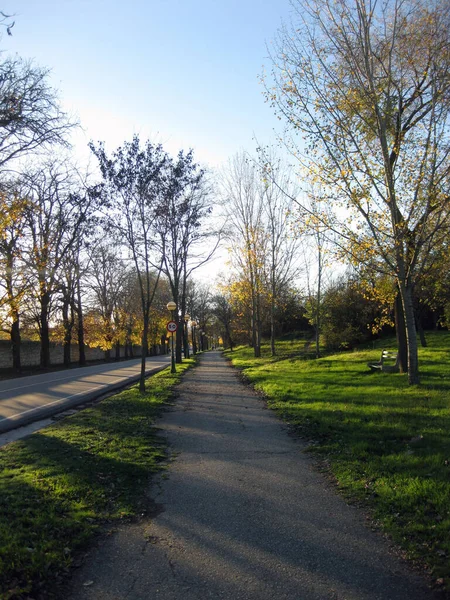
[67, 351, 438, 600]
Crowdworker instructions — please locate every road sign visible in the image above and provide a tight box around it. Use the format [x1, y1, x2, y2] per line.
[167, 320, 178, 333]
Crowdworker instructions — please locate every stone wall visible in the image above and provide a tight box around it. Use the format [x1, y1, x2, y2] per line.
[0, 340, 150, 370]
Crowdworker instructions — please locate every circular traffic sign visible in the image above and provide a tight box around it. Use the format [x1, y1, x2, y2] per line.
[167, 320, 178, 333]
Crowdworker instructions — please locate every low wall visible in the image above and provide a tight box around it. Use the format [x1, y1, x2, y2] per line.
[0, 340, 163, 370]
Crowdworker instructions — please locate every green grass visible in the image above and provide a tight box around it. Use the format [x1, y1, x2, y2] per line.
[225, 333, 450, 592]
[0, 359, 194, 600]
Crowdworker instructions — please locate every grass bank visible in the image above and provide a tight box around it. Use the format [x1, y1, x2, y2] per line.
[225, 333, 450, 593]
[0, 359, 194, 600]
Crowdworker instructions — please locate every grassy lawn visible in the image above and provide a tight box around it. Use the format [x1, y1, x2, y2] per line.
[225, 332, 450, 592]
[0, 359, 194, 600]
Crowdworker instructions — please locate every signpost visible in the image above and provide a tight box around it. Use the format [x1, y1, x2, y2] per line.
[166, 319, 178, 373]
[166, 321, 178, 333]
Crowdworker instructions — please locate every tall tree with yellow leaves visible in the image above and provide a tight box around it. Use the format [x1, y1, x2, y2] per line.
[221, 153, 267, 357]
[0, 186, 29, 371]
[268, 0, 450, 383]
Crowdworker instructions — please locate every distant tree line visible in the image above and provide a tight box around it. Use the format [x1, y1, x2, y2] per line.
[0, 24, 220, 391]
[0, 138, 218, 390]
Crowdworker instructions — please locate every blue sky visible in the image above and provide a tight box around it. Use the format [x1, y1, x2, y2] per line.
[4, 0, 293, 168]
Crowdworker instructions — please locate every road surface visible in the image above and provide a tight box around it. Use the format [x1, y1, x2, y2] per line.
[0, 355, 170, 433]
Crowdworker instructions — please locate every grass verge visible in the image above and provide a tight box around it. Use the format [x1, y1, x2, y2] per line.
[225, 333, 450, 594]
[0, 359, 194, 600]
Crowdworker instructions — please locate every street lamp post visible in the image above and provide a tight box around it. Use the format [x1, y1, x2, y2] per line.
[166, 301, 177, 373]
[184, 313, 190, 359]
[191, 320, 197, 355]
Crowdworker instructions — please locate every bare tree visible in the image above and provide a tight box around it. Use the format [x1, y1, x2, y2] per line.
[259, 156, 302, 355]
[154, 150, 217, 363]
[85, 243, 129, 360]
[212, 291, 235, 351]
[58, 247, 78, 367]
[21, 158, 93, 368]
[189, 282, 213, 348]
[0, 57, 75, 168]
[0, 185, 29, 370]
[90, 136, 166, 392]
[267, 0, 450, 383]
[221, 153, 267, 357]
[301, 226, 328, 359]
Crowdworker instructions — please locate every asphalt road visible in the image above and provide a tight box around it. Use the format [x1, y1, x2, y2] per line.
[0, 355, 170, 433]
[67, 351, 438, 600]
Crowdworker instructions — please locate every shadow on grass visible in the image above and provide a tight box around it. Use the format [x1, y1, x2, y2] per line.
[0, 376, 177, 599]
[0, 430, 164, 598]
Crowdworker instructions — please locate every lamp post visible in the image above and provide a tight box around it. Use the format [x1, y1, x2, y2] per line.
[166, 301, 177, 373]
[191, 320, 197, 355]
[184, 313, 190, 359]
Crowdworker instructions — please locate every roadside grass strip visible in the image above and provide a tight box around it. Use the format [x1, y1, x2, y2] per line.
[0, 359, 194, 600]
[225, 333, 450, 592]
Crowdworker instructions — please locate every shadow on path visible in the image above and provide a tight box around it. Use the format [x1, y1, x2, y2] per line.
[67, 351, 438, 600]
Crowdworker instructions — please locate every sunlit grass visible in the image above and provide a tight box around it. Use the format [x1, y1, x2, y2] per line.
[225, 333, 450, 589]
[0, 359, 194, 600]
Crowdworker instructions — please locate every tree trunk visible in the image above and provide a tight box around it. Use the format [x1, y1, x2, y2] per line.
[10, 318, 21, 372]
[63, 341, 71, 367]
[314, 288, 320, 358]
[115, 342, 120, 360]
[270, 246, 277, 356]
[394, 291, 408, 373]
[175, 315, 182, 363]
[253, 290, 261, 358]
[5, 252, 21, 372]
[192, 328, 197, 355]
[255, 323, 261, 357]
[399, 283, 420, 385]
[414, 307, 427, 348]
[180, 293, 189, 359]
[139, 316, 149, 393]
[417, 321, 427, 348]
[251, 285, 257, 352]
[315, 243, 322, 359]
[183, 322, 190, 358]
[270, 294, 276, 356]
[77, 280, 86, 366]
[62, 298, 72, 367]
[40, 293, 51, 369]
